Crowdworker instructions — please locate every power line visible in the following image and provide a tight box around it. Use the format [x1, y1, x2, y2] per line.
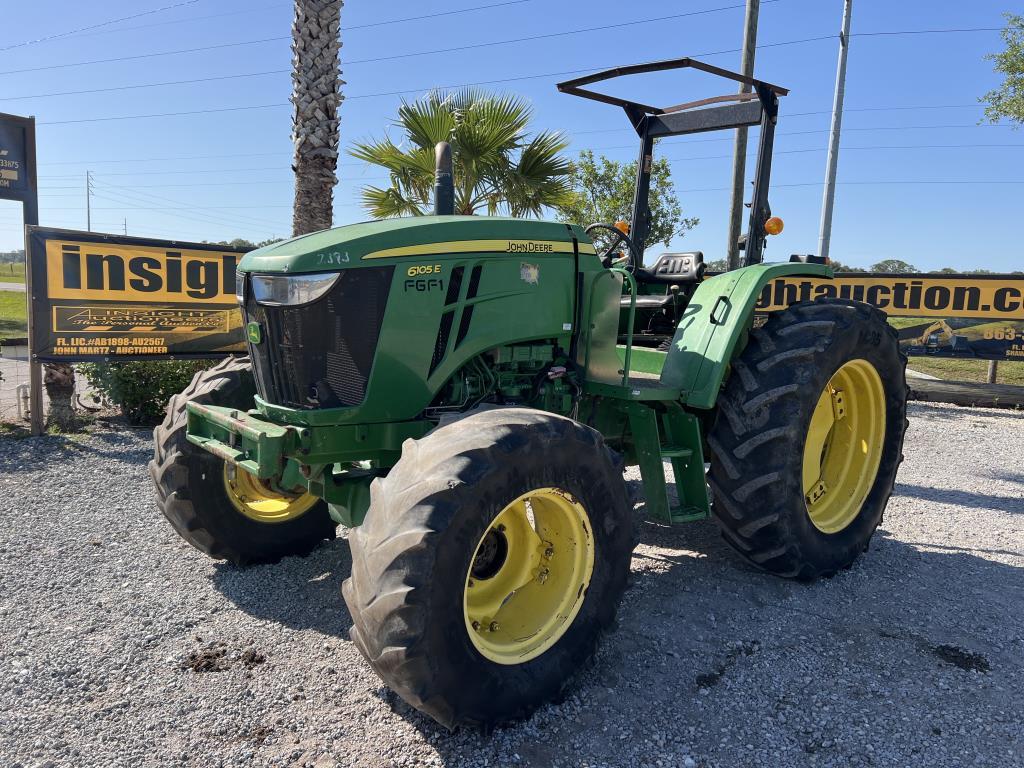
[51, 2, 286, 42]
[0, 38, 286, 77]
[91, 189, 286, 236]
[679, 180, 1024, 193]
[41, 103, 288, 126]
[18, 0, 531, 49]
[1, 70, 287, 102]
[92, 181, 286, 229]
[854, 27, 1001, 38]
[0, 0, 534, 77]
[0, 0, 202, 53]
[32, 140, 1019, 181]
[584, 123, 1015, 153]
[39, 151, 288, 166]
[27, 26, 1007, 119]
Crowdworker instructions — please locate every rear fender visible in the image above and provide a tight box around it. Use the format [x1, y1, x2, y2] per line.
[660, 262, 833, 409]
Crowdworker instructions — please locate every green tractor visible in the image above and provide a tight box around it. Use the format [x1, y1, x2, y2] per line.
[150, 58, 907, 729]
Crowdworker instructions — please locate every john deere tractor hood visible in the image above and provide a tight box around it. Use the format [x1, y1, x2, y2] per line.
[239, 216, 591, 274]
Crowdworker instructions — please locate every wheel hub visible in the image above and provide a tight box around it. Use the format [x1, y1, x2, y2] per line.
[222, 465, 318, 523]
[802, 358, 886, 534]
[463, 488, 595, 665]
[471, 528, 509, 580]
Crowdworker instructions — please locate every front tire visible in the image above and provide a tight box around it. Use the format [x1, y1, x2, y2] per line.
[342, 408, 633, 729]
[706, 299, 907, 579]
[149, 356, 335, 566]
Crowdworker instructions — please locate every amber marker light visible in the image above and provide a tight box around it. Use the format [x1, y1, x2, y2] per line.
[613, 220, 630, 234]
[764, 216, 784, 236]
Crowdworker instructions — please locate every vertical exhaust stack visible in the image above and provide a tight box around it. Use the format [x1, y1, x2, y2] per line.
[434, 142, 454, 216]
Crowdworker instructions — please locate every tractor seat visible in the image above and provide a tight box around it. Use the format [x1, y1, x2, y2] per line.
[637, 252, 705, 285]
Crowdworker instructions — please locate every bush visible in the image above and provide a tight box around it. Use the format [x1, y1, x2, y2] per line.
[78, 360, 216, 425]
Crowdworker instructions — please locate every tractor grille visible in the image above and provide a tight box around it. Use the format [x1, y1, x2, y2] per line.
[244, 266, 394, 409]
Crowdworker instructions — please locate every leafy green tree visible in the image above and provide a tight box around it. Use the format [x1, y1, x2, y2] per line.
[982, 13, 1024, 126]
[351, 89, 571, 217]
[210, 238, 283, 250]
[555, 150, 698, 251]
[828, 259, 866, 273]
[930, 267, 960, 274]
[870, 259, 918, 273]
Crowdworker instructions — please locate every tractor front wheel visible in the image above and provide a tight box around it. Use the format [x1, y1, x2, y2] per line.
[707, 298, 907, 579]
[149, 356, 335, 565]
[342, 408, 633, 729]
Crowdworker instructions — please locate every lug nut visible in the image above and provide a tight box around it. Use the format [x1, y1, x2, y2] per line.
[538, 568, 549, 584]
[489, 622, 500, 632]
[544, 547, 554, 558]
[472, 621, 481, 631]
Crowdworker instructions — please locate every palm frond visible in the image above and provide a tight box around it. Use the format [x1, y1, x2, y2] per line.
[397, 93, 457, 148]
[359, 185, 427, 218]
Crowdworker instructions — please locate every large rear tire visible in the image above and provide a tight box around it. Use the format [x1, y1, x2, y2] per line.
[342, 408, 633, 729]
[149, 356, 335, 566]
[706, 299, 907, 579]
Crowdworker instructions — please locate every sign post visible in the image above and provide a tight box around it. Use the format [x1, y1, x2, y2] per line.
[0, 113, 41, 434]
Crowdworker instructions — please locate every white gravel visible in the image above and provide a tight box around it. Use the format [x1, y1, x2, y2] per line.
[1, 401, 1022, 768]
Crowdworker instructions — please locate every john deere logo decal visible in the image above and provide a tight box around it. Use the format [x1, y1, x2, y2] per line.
[246, 322, 262, 344]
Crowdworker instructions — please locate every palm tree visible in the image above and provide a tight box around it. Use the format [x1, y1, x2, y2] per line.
[351, 90, 572, 217]
[43, 363, 76, 431]
[291, 0, 343, 236]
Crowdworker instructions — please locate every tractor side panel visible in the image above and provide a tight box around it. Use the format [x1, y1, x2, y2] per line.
[581, 269, 625, 384]
[356, 253, 576, 424]
[661, 262, 832, 409]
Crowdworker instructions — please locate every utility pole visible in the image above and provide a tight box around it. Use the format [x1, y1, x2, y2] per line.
[123, 217, 127, 235]
[726, 0, 759, 271]
[85, 170, 93, 232]
[817, 0, 853, 262]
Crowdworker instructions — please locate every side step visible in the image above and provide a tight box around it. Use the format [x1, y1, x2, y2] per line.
[624, 402, 711, 524]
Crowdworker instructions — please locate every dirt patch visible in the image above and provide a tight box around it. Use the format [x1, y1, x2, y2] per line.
[183, 642, 265, 673]
[248, 725, 273, 745]
[695, 640, 760, 689]
[931, 644, 991, 673]
[240, 648, 266, 668]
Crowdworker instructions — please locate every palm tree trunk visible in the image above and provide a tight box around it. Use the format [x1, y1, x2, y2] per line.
[291, 0, 344, 237]
[43, 362, 77, 431]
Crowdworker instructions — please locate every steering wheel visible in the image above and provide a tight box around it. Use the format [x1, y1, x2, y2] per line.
[585, 223, 641, 269]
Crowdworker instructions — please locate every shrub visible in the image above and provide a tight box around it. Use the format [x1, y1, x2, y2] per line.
[78, 360, 215, 425]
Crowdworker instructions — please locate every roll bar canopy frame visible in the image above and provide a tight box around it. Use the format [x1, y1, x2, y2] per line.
[557, 57, 789, 267]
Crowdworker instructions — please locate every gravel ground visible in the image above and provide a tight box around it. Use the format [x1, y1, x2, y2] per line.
[1, 401, 1022, 768]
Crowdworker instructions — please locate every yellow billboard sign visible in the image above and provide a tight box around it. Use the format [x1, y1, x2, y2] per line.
[755, 274, 1024, 320]
[29, 227, 248, 361]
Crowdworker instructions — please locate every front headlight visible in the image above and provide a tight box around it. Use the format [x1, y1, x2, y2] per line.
[235, 270, 246, 305]
[251, 273, 340, 306]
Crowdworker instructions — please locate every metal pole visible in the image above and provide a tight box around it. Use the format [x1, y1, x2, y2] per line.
[85, 170, 92, 231]
[726, 0, 759, 271]
[986, 360, 998, 384]
[818, 0, 853, 262]
[22, 117, 44, 437]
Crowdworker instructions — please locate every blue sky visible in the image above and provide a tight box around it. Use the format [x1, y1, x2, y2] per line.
[0, 0, 1020, 271]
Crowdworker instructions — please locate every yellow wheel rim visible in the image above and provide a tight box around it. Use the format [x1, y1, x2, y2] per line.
[222, 465, 318, 524]
[463, 487, 595, 665]
[802, 359, 886, 534]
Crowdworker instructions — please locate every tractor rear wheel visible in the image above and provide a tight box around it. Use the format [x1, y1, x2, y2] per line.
[707, 298, 907, 579]
[149, 356, 335, 565]
[342, 408, 633, 729]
